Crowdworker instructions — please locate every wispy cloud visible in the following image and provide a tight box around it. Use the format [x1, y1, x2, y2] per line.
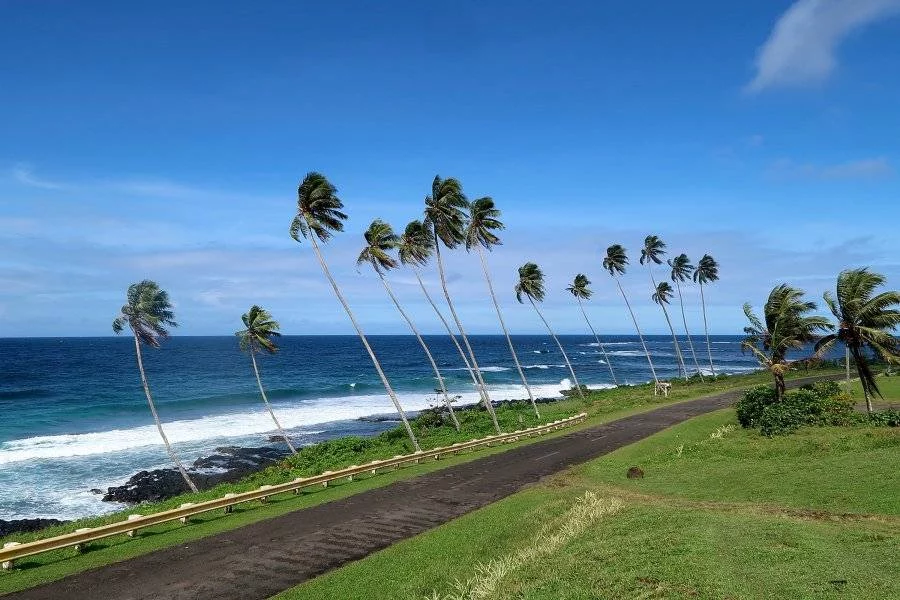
[767, 157, 894, 180]
[747, 0, 900, 93]
[11, 164, 66, 190]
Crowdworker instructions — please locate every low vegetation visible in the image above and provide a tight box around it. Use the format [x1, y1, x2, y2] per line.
[286, 406, 900, 599]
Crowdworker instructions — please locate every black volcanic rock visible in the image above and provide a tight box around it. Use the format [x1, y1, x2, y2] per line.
[102, 446, 290, 504]
[0, 518, 67, 537]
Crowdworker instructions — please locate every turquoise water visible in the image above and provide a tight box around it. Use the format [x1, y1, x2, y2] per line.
[0, 334, 756, 520]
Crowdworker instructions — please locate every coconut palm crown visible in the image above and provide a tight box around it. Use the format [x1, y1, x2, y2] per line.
[424, 175, 469, 248]
[652, 281, 675, 306]
[466, 197, 504, 250]
[639, 235, 666, 266]
[357, 219, 400, 274]
[397, 220, 434, 266]
[515, 262, 545, 303]
[603, 244, 628, 276]
[236, 305, 281, 355]
[567, 274, 592, 300]
[815, 268, 900, 409]
[112, 280, 178, 346]
[742, 284, 832, 399]
[289, 172, 348, 243]
[693, 254, 719, 284]
[668, 253, 695, 282]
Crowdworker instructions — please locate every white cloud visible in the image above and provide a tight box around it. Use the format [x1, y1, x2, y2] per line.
[767, 157, 894, 179]
[11, 164, 66, 190]
[747, 0, 900, 92]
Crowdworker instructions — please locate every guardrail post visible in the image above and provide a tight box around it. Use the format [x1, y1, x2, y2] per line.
[125, 514, 143, 537]
[258, 485, 274, 503]
[2, 542, 21, 570]
[179, 503, 196, 524]
[73, 528, 94, 553]
[222, 493, 237, 513]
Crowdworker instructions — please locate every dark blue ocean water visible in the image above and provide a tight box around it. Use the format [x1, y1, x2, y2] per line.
[0, 334, 754, 520]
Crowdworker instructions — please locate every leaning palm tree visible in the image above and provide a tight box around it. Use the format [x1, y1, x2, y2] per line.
[694, 254, 720, 376]
[603, 244, 659, 386]
[742, 284, 832, 400]
[814, 268, 900, 412]
[290, 172, 420, 451]
[358, 219, 461, 431]
[398, 220, 490, 414]
[423, 175, 501, 433]
[640, 236, 687, 378]
[113, 280, 198, 492]
[668, 254, 704, 379]
[466, 197, 540, 417]
[566, 274, 618, 385]
[652, 282, 688, 381]
[235, 305, 297, 454]
[516, 262, 584, 398]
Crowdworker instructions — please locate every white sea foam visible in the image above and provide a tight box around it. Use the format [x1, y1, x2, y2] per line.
[608, 350, 644, 356]
[445, 366, 510, 373]
[0, 380, 582, 466]
[522, 364, 567, 370]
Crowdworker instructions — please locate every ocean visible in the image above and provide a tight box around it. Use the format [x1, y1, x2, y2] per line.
[0, 334, 758, 521]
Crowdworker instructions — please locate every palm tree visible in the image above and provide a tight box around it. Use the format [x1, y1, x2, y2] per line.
[668, 254, 704, 379]
[694, 254, 720, 376]
[235, 305, 297, 454]
[651, 282, 688, 381]
[466, 197, 540, 418]
[566, 274, 618, 385]
[742, 284, 832, 400]
[290, 172, 421, 452]
[814, 268, 900, 412]
[113, 280, 198, 493]
[603, 244, 659, 386]
[640, 236, 687, 378]
[357, 219, 461, 431]
[423, 175, 502, 433]
[398, 220, 490, 415]
[516, 262, 584, 398]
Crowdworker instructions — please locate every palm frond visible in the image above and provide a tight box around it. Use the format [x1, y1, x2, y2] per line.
[515, 262, 545, 303]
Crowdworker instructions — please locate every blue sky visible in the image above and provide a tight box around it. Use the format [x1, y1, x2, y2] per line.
[1, 0, 899, 337]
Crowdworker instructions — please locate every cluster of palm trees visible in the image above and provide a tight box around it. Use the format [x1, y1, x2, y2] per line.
[111, 171, 723, 491]
[741, 268, 900, 409]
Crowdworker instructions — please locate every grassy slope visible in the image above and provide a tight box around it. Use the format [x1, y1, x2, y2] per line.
[0, 369, 838, 595]
[288, 402, 900, 598]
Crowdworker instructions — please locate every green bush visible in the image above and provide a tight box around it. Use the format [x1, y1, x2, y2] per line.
[736, 386, 777, 428]
[866, 408, 900, 427]
[759, 396, 808, 436]
[757, 387, 857, 437]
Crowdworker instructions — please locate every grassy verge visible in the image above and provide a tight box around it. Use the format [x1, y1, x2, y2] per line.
[286, 404, 899, 598]
[0, 368, 840, 594]
[842, 374, 900, 411]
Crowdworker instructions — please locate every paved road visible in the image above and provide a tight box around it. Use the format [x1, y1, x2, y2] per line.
[6, 376, 836, 600]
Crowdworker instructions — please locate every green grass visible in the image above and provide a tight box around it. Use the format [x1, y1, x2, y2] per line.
[843, 373, 900, 408]
[285, 407, 900, 600]
[0, 368, 840, 595]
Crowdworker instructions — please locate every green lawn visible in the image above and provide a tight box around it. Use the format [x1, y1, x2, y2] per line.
[285, 408, 900, 600]
[843, 373, 900, 409]
[0, 368, 842, 595]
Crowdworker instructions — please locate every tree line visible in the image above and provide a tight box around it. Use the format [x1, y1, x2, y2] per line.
[111, 172, 723, 492]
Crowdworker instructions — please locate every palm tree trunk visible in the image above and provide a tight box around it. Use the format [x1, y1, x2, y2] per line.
[674, 280, 704, 380]
[379, 272, 460, 431]
[648, 267, 687, 379]
[414, 270, 489, 412]
[131, 334, 198, 493]
[307, 233, 421, 451]
[431, 236, 502, 434]
[845, 345, 851, 385]
[576, 298, 618, 385]
[529, 297, 584, 398]
[660, 303, 688, 381]
[476, 245, 540, 418]
[250, 350, 297, 453]
[774, 368, 786, 401]
[699, 283, 716, 376]
[613, 277, 659, 386]
[850, 345, 874, 414]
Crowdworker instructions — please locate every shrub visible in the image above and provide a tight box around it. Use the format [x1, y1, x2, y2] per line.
[736, 385, 777, 428]
[759, 398, 807, 436]
[867, 408, 900, 427]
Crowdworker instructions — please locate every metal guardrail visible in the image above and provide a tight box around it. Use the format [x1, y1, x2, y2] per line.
[0, 413, 587, 570]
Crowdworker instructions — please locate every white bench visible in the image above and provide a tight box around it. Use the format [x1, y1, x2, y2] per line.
[654, 382, 672, 397]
